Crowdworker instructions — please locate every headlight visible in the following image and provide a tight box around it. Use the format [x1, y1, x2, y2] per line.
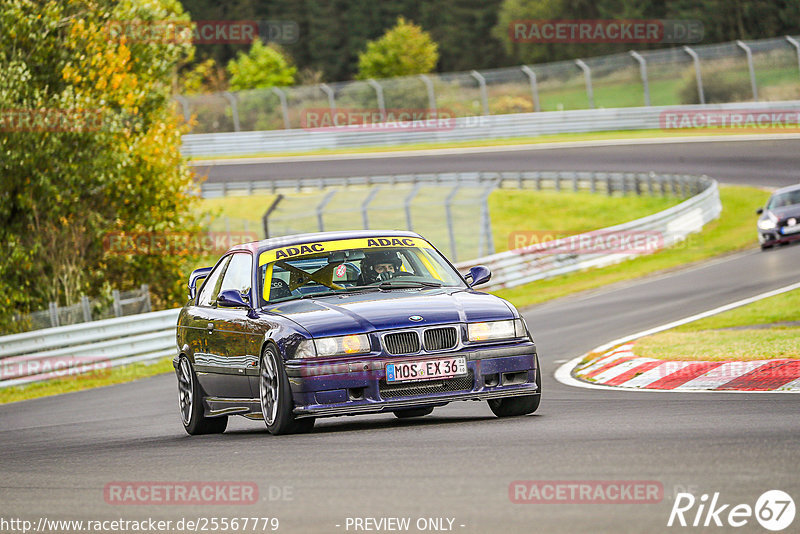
[296, 334, 371, 358]
[758, 219, 777, 230]
[468, 319, 525, 342]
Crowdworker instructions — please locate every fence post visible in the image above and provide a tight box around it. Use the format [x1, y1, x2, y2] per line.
[367, 79, 386, 121]
[479, 182, 497, 257]
[470, 71, 490, 116]
[361, 186, 381, 230]
[629, 51, 651, 106]
[112, 290, 122, 317]
[261, 194, 284, 238]
[520, 66, 541, 112]
[319, 83, 336, 115]
[141, 284, 152, 313]
[222, 91, 241, 132]
[787, 36, 800, 79]
[682, 46, 705, 105]
[81, 295, 92, 322]
[316, 190, 337, 232]
[48, 301, 59, 328]
[404, 184, 422, 231]
[418, 74, 437, 114]
[574, 59, 595, 109]
[174, 95, 191, 124]
[272, 87, 291, 129]
[445, 185, 461, 262]
[736, 40, 759, 101]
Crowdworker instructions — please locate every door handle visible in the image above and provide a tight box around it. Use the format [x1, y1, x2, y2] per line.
[207, 322, 214, 333]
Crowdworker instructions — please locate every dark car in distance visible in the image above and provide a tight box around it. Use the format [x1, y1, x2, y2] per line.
[174, 231, 541, 435]
[757, 184, 800, 250]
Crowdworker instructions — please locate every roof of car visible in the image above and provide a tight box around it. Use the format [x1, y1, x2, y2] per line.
[772, 183, 800, 196]
[229, 230, 424, 254]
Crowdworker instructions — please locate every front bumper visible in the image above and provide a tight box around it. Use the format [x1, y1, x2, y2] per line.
[759, 228, 800, 246]
[285, 343, 539, 418]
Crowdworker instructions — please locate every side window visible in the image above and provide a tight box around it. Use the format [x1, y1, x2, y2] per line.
[219, 253, 253, 302]
[197, 256, 231, 307]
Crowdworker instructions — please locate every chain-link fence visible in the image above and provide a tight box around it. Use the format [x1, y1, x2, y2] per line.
[180, 35, 800, 133]
[8, 285, 151, 334]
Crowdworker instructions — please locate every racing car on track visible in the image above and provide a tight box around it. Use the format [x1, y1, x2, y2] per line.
[757, 183, 800, 249]
[174, 231, 540, 435]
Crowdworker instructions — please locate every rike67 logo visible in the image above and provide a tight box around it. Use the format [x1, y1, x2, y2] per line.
[668, 490, 795, 531]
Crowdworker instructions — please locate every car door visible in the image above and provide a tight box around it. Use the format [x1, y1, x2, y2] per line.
[201, 252, 259, 399]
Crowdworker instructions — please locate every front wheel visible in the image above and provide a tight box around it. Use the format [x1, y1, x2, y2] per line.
[488, 355, 542, 417]
[260, 345, 315, 435]
[177, 357, 228, 435]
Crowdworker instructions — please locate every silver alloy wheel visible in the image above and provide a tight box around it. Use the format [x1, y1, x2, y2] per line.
[260, 350, 279, 426]
[178, 358, 193, 425]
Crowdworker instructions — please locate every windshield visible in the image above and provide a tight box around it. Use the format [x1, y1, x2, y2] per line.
[767, 190, 800, 210]
[258, 237, 466, 304]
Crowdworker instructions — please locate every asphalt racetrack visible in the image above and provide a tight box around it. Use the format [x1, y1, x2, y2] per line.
[2, 138, 799, 533]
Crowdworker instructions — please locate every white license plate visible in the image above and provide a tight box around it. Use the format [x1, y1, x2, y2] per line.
[386, 357, 467, 383]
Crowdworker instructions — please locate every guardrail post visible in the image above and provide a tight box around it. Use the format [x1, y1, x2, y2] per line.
[112, 290, 122, 317]
[367, 79, 386, 121]
[174, 95, 191, 124]
[629, 51, 651, 106]
[520, 66, 541, 112]
[361, 186, 381, 230]
[470, 71, 490, 116]
[81, 295, 92, 322]
[272, 88, 291, 130]
[534, 171, 541, 190]
[261, 194, 284, 238]
[606, 174, 613, 196]
[648, 171, 655, 196]
[445, 185, 461, 261]
[574, 59, 595, 109]
[572, 172, 579, 192]
[48, 301, 60, 327]
[555, 172, 562, 192]
[404, 184, 422, 231]
[590, 172, 597, 193]
[222, 91, 241, 132]
[141, 284, 152, 313]
[682, 46, 705, 105]
[660, 175, 667, 196]
[418, 74, 437, 114]
[786, 36, 800, 79]
[319, 83, 336, 114]
[736, 40, 759, 101]
[316, 190, 337, 232]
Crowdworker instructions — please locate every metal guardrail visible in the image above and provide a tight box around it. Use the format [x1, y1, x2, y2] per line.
[182, 100, 800, 157]
[0, 172, 719, 387]
[454, 174, 721, 291]
[0, 308, 179, 388]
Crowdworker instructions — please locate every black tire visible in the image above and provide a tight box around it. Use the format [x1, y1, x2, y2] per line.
[488, 355, 542, 418]
[761, 244, 773, 250]
[177, 356, 228, 435]
[259, 345, 315, 435]
[393, 406, 434, 418]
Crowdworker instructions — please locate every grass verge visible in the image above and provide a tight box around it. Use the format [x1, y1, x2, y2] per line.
[0, 357, 175, 405]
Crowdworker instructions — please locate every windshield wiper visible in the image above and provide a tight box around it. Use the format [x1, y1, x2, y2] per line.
[299, 286, 383, 299]
[377, 280, 443, 289]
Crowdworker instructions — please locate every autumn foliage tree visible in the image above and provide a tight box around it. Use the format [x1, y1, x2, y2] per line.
[0, 0, 202, 328]
[356, 17, 439, 80]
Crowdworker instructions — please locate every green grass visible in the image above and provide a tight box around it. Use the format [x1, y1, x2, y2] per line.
[634, 329, 800, 361]
[494, 186, 769, 308]
[671, 288, 800, 332]
[0, 357, 175, 405]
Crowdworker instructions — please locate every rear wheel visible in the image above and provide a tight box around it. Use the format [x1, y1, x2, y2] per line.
[393, 406, 434, 418]
[488, 355, 542, 418]
[260, 345, 315, 435]
[178, 357, 228, 435]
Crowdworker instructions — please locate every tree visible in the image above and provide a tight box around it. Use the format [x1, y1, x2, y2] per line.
[0, 0, 201, 327]
[356, 17, 439, 80]
[227, 39, 297, 91]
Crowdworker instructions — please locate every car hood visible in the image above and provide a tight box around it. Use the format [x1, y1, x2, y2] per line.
[768, 205, 800, 221]
[263, 288, 515, 337]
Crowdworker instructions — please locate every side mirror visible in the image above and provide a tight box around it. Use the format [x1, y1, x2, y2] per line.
[466, 265, 492, 287]
[217, 289, 249, 308]
[188, 267, 213, 299]
[756, 207, 764, 215]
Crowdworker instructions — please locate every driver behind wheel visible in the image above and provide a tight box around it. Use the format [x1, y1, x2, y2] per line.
[358, 250, 402, 284]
